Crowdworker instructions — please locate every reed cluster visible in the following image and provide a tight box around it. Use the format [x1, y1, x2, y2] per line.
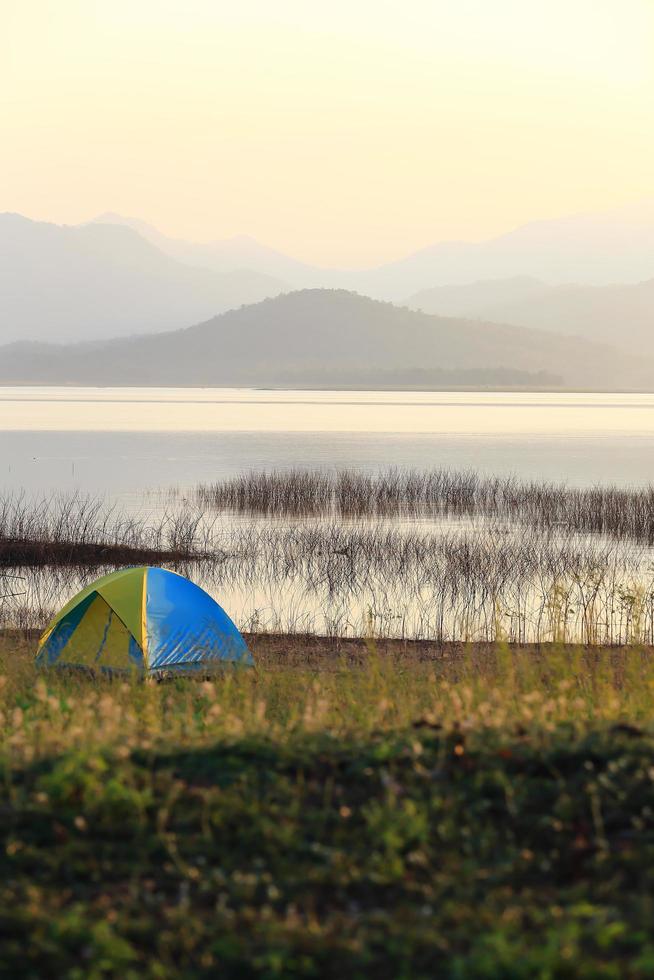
[0, 491, 214, 565]
[197, 468, 654, 543]
[200, 523, 654, 644]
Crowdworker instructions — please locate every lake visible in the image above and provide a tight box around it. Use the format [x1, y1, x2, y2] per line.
[5, 386, 654, 642]
[2, 386, 654, 496]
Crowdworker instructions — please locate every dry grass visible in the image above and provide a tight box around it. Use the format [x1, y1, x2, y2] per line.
[3, 632, 654, 763]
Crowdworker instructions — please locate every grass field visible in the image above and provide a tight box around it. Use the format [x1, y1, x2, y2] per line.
[2, 633, 654, 977]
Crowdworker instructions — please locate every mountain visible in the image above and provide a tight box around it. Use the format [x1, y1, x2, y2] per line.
[406, 276, 654, 355]
[13, 207, 654, 357]
[356, 202, 654, 299]
[0, 213, 287, 343]
[88, 212, 317, 285]
[90, 202, 654, 300]
[0, 289, 649, 389]
[407, 277, 550, 318]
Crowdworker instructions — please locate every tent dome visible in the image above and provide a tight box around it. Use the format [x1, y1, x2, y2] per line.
[36, 567, 252, 673]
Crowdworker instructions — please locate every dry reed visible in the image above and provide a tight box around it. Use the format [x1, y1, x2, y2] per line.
[197, 468, 654, 543]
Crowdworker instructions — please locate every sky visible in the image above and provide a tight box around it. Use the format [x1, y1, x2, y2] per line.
[2, 0, 654, 266]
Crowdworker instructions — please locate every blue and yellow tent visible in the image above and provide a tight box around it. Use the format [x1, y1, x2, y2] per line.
[36, 567, 253, 673]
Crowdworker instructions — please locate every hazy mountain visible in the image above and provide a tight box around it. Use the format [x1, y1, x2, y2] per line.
[0, 289, 648, 389]
[0, 213, 287, 343]
[89, 212, 317, 285]
[407, 277, 550, 318]
[91, 202, 654, 300]
[407, 276, 654, 355]
[357, 203, 654, 299]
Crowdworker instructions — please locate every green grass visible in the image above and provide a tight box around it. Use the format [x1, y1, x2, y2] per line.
[2, 636, 654, 977]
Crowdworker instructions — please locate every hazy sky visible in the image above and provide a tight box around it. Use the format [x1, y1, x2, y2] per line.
[3, 0, 653, 266]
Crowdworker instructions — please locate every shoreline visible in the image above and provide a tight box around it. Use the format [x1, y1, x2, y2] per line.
[5, 628, 653, 668]
[3, 382, 654, 394]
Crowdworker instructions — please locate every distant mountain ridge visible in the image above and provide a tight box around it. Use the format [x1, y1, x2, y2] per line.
[90, 201, 654, 300]
[359, 202, 654, 298]
[0, 213, 287, 343]
[406, 277, 550, 318]
[0, 289, 648, 389]
[407, 276, 654, 355]
[88, 212, 317, 285]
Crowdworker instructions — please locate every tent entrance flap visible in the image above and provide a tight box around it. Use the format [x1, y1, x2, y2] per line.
[46, 593, 143, 669]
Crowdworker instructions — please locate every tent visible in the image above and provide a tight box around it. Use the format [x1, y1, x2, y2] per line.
[36, 567, 253, 674]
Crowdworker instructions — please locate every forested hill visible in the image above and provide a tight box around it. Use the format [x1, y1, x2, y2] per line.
[0, 289, 649, 389]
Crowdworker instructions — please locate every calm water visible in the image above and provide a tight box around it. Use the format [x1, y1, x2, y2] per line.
[2, 386, 654, 495]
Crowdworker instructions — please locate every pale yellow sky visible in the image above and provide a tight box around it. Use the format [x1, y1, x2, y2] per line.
[2, 0, 653, 266]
